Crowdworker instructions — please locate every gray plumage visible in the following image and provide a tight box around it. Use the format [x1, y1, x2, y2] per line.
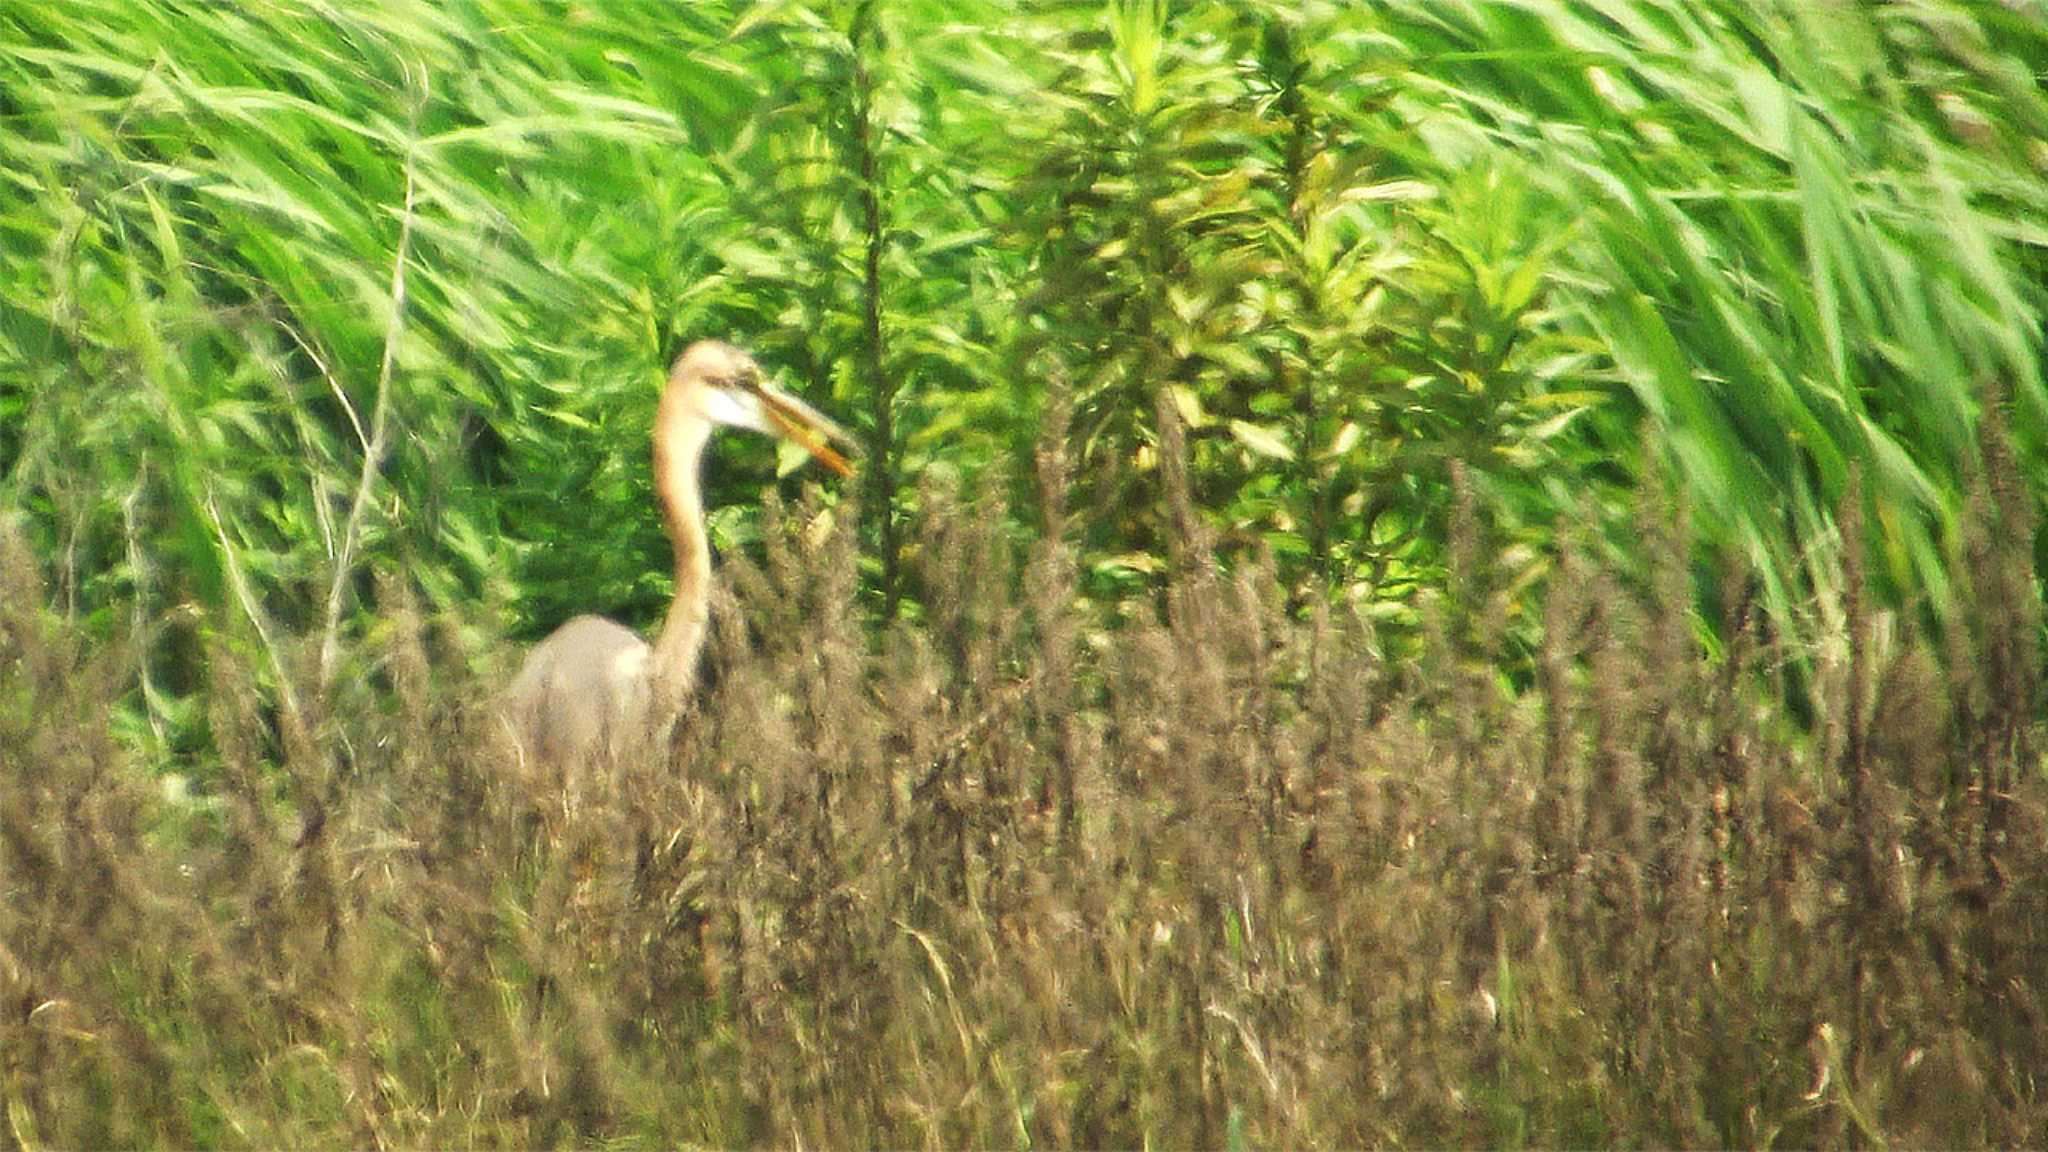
[502, 340, 851, 772]
[503, 614, 653, 767]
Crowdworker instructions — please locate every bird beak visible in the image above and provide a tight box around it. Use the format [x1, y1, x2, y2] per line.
[758, 381, 856, 478]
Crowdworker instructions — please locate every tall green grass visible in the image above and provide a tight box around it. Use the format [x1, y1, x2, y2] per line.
[2, 4, 2045, 1145]
[3, 1, 2042, 679]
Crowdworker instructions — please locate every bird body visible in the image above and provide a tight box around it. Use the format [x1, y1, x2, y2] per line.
[504, 614, 652, 764]
[505, 341, 851, 769]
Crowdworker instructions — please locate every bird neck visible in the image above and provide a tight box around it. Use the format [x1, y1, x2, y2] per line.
[650, 391, 714, 693]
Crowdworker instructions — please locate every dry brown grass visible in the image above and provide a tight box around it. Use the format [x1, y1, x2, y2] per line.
[2, 421, 2044, 1148]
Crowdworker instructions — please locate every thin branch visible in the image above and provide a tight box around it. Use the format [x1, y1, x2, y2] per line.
[260, 316, 341, 559]
[277, 309, 370, 456]
[60, 496, 84, 623]
[123, 456, 169, 753]
[204, 482, 305, 729]
[850, 10, 900, 621]
[319, 80, 422, 695]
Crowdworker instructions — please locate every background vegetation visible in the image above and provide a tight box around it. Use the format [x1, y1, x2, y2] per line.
[2, 0, 2046, 1146]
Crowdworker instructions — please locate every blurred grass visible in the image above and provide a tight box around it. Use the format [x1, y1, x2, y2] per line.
[1, 3, 2046, 1146]
[3, 0, 2043, 670]
[3, 437, 2045, 1146]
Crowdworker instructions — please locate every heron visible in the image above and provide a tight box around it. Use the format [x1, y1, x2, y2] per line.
[504, 340, 853, 768]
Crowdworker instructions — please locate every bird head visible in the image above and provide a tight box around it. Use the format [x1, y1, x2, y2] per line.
[669, 340, 855, 477]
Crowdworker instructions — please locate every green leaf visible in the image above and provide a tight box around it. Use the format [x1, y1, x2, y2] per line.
[1229, 419, 1295, 461]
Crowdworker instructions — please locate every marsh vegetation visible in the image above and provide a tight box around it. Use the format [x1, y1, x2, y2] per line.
[2, 1, 2045, 1146]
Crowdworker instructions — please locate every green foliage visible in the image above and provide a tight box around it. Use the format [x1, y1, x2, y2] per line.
[5, 0, 2042, 674]
[0, 4, 2045, 1137]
